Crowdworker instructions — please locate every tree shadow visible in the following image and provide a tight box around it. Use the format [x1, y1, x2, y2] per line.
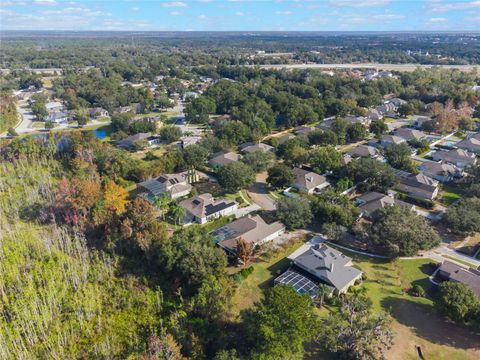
[258, 257, 291, 290]
[381, 297, 480, 350]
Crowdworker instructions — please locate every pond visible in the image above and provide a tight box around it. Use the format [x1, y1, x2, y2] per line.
[92, 129, 107, 139]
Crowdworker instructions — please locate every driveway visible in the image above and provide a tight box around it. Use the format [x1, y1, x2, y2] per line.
[15, 103, 35, 133]
[247, 172, 277, 210]
[233, 203, 261, 218]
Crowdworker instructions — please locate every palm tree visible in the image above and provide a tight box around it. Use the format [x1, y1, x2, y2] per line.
[154, 193, 171, 219]
[315, 283, 331, 308]
[169, 203, 186, 226]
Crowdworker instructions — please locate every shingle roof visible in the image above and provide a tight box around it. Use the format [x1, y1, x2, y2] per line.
[439, 261, 480, 299]
[431, 149, 477, 166]
[393, 128, 426, 141]
[208, 152, 241, 167]
[347, 145, 379, 158]
[179, 193, 237, 218]
[357, 191, 414, 216]
[240, 142, 274, 153]
[293, 167, 328, 191]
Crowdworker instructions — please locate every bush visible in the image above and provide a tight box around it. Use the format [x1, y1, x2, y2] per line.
[411, 284, 425, 297]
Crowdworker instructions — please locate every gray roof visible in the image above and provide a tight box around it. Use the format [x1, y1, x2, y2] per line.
[293, 167, 328, 191]
[381, 134, 406, 145]
[419, 161, 461, 178]
[179, 193, 237, 218]
[395, 170, 439, 200]
[456, 133, 480, 153]
[439, 261, 480, 299]
[289, 243, 363, 292]
[240, 142, 274, 153]
[276, 133, 296, 144]
[117, 132, 151, 148]
[357, 191, 414, 217]
[393, 128, 426, 141]
[347, 145, 379, 158]
[208, 151, 241, 167]
[431, 149, 477, 166]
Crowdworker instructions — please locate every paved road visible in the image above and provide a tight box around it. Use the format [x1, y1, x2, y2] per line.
[247, 172, 277, 210]
[233, 203, 261, 218]
[15, 103, 35, 133]
[250, 63, 479, 72]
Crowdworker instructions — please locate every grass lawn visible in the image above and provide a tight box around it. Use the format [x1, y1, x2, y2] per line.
[230, 239, 480, 359]
[455, 233, 480, 256]
[29, 121, 46, 129]
[438, 183, 464, 206]
[441, 254, 479, 269]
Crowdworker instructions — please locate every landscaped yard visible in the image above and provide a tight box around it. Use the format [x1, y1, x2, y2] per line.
[228, 239, 480, 359]
[438, 183, 464, 206]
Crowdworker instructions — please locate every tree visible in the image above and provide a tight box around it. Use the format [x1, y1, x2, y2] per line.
[444, 197, 480, 236]
[181, 144, 209, 169]
[236, 238, 253, 266]
[311, 190, 359, 227]
[7, 127, 18, 137]
[276, 138, 309, 165]
[185, 96, 216, 124]
[276, 197, 313, 230]
[368, 205, 440, 257]
[242, 285, 321, 360]
[369, 119, 388, 138]
[103, 181, 128, 215]
[436, 282, 479, 323]
[315, 283, 331, 308]
[44, 121, 55, 131]
[331, 117, 348, 144]
[267, 164, 295, 189]
[308, 129, 338, 146]
[169, 203, 187, 225]
[346, 123, 368, 142]
[319, 291, 393, 359]
[309, 146, 342, 174]
[160, 126, 183, 143]
[346, 158, 397, 193]
[154, 193, 172, 219]
[241, 151, 275, 172]
[142, 334, 183, 360]
[217, 162, 255, 193]
[31, 100, 48, 121]
[384, 143, 416, 172]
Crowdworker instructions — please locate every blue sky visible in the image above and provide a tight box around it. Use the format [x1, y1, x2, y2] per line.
[1, 0, 479, 31]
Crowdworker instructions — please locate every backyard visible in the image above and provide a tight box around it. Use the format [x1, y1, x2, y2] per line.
[228, 239, 480, 359]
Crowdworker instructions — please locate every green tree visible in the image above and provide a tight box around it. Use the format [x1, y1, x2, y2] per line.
[331, 117, 348, 144]
[44, 121, 56, 131]
[309, 146, 342, 174]
[314, 283, 331, 308]
[319, 291, 393, 359]
[169, 202, 187, 225]
[436, 281, 480, 323]
[276, 197, 313, 230]
[346, 123, 368, 142]
[243, 285, 321, 360]
[267, 164, 295, 190]
[31, 101, 48, 121]
[217, 162, 255, 193]
[241, 150, 275, 172]
[346, 158, 398, 193]
[444, 197, 480, 236]
[185, 96, 216, 124]
[369, 119, 388, 138]
[159, 126, 183, 143]
[181, 144, 209, 169]
[384, 143, 416, 172]
[311, 190, 359, 227]
[308, 129, 338, 146]
[368, 205, 440, 257]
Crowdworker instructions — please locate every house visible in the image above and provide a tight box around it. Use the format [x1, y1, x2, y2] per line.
[376, 102, 397, 117]
[89, 107, 109, 119]
[276, 133, 296, 145]
[456, 133, 480, 154]
[431, 149, 477, 169]
[278, 238, 363, 295]
[344, 115, 370, 127]
[393, 128, 426, 142]
[347, 144, 380, 159]
[419, 161, 463, 183]
[316, 116, 336, 130]
[214, 215, 285, 256]
[356, 191, 415, 219]
[437, 261, 480, 299]
[395, 170, 439, 200]
[137, 172, 193, 200]
[116, 133, 159, 150]
[45, 101, 64, 113]
[45, 111, 68, 123]
[411, 115, 432, 129]
[181, 136, 202, 148]
[366, 108, 382, 121]
[115, 106, 132, 114]
[239, 142, 274, 154]
[183, 91, 199, 101]
[294, 126, 315, 136]
[380, 134, 406, 147]
[388, 98, 407, 107]
[292, 167, 330, 194]
[179, 193, 238, 224]
[208, 152, 241, 168]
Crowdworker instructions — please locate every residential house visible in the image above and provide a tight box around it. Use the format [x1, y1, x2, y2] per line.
[366, 108, 382, 121]
[239, 142, 274, 154]
[411, 115, 432, 129]
[347, 144, 380, 159]
[137, 172, 193, 200]
[419, 161, 462, 183]
[344, 115, 371, 127]
[45, 111, 68, 123]
[438, 261, 480, 299]
[179, 193, 238, 224]
[208, 151, 241, 168]
[393, 128, 426, 142]
[115, 106, 132, 114]
[294, 126, 315, 136]
[292, 167, 330, 194]
[380, 134, 406, 147]
[431, 149, 477, 169]
[45, 101, 64, 113]
[456, 133, 480, 154]
[276, 133, 296, 145]
[388, 98, 407, 107]
[376, 102, 397, 117]
[316, 116, 336, 130]
[356, 191, 415, 219]
[214, 215, 285, 256]
[89, 107, 109, 119]
[395, 170, 439, 200]
[117, 132, 159, 150]
[181, 135, 202, 148]
[277, 238, 363, 295]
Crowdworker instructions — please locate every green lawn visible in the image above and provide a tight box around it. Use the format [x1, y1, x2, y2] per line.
[438, 183, 464, 206]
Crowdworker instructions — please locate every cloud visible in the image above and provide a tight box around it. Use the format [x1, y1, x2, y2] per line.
[275, 10, 292, 15]
[429, 0, 480, 12]
[330, 0, 389, 7]
[39, 7, 111, 16]
[131, 7, 139, 12]
[161, 1, 187, 7]
[428, 17, 449, 23]
[33, 0, 57, 5]
[198, 14, 207, 19]
[235, 11, 245, 16]
[169, 11, 182, 15]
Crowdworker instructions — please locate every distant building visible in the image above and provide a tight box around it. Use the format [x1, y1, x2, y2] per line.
[456, 133, 480, 154]
[179, 193, 238, 224]
[393, 128, 426, 142]
[115, 106, 132, 114]
[395, 170, 439, 200]
[181, 135, 202, 148]
[419, 161, 463, 183]
[45, 101, 64, 113]
[431, 149, 477, 169]
[89, 107, 109, 119]
[411, 115, 432, 129]
[214, 215, 285, 256]
[347, 144, 380, 159]
[276, 133, 296, 145]
[292, 167, 330, 194]
[239, 142, 274, 154]
[137, 172, 193, 200]
[294, 126, 315, 136]
[45, 111, 68, 123]
[116, 132, 159, 150]
[344, 115, 371, 127]
[208, 151, 241, 168]
[356, 191, 415, 219]
[366, 108, 383, 121]
[380, 134, 406, 147]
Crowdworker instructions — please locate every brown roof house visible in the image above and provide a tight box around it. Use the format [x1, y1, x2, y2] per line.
[347, 145, 380, 159]
[380, 134, 406, 147]
[438, 261, 480, 299]
[431, 149, 477, 169]
[356, 191, 415, 219]
[394, 170, 439, 200]
[213, 215, 285, 256]
[393, 128, 426, 142]
[278, 237, 363, 295]
[179, 193, 238, 224]
[419, 161, 463, 183]
[137, 172, 192, 200]
[292, 167, 330, 194]
[456, 133, 480, 154]
[208, 152, 241, 168]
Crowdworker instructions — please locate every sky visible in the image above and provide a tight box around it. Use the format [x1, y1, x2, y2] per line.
[0, 0, 479, 32]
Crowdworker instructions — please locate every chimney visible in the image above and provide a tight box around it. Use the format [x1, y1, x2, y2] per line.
[329, 263, 334, 272]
